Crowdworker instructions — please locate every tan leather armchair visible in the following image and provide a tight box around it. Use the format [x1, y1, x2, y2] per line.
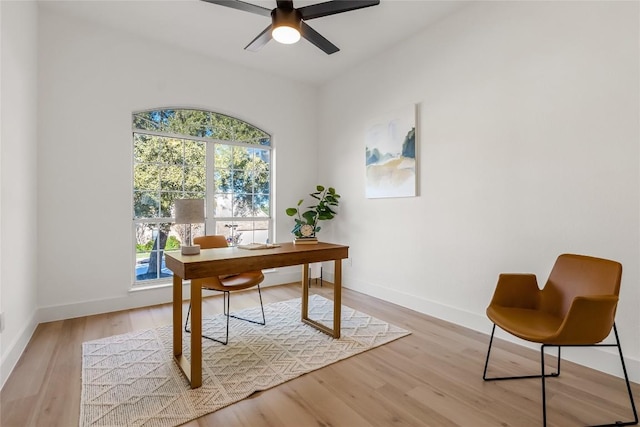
[483, 254, 637, 426]
[184, 235, 265, 345]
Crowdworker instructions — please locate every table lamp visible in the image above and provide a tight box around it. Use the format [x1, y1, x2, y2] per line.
[174, 198, 205, 255]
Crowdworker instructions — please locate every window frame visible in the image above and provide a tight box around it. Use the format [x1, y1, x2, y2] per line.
[131, 108, 273, 287]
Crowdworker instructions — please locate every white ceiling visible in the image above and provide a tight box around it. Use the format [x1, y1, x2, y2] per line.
[39, 0, 469, 85]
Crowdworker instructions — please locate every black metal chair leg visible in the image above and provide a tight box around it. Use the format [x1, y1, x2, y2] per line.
[483, 324, 561, 381]
[586, 324, 638, 427]
[485, 323, 638, 427]
[612, 323, 639, 427]
[228, 285, 266, 326]
[185, 286, 266, 345]
[482, 324, 497, 380]
[541, 344, 548, 427]
[184, 303, 191, 333]
[185, 296, 230, 345]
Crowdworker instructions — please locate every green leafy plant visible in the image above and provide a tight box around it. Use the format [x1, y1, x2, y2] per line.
[286, 185, 340, 238]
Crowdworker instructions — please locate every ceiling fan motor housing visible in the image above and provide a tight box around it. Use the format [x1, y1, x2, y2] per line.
[271, 7, 302, 32]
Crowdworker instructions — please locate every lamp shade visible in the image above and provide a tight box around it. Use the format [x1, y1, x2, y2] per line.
[174, 199, 204, 224]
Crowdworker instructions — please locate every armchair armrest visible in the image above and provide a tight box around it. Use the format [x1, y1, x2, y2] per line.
[489, 273, 540, 309]
[549, 295, 619, 345]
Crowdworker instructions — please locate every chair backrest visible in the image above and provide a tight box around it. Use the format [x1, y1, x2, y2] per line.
[193, 235, 228, 250]
[541, 254, 622, 317]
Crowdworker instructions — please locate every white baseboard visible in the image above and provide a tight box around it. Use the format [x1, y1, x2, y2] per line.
[0, 308, 38, 390]
[342, 275, 640, 384]
[37, 269, 300, 323]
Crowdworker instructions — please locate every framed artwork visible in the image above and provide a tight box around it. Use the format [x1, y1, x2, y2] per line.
[365, 104, 417, 198]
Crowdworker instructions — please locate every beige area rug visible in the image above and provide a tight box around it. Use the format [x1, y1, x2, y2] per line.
[80, 295, 410, 427]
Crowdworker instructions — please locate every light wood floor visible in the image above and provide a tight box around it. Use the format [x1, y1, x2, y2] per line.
[1, 282, 638, 426]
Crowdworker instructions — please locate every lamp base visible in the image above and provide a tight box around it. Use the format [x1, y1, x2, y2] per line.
[181, 244, 201, 255]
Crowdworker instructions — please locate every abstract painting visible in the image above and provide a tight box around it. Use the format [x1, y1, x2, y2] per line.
[365, 105, 417, 198]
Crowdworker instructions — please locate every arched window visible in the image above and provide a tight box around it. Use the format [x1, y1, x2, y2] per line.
[132, 108, 272, 285]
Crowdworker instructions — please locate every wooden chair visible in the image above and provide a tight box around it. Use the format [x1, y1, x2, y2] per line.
[483, 253, 637, 426]
[184, 235, 265, 345]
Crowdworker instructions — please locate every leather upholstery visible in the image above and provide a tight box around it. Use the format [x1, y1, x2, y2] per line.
[193, 235, 265, 292]
[486, 254, 621, 345]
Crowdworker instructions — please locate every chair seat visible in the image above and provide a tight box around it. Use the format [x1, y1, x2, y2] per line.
[487, 306, 563, 343]
[202, 271, 265, 292]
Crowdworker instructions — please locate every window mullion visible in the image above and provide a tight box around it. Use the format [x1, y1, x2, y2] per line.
[205, 141, 216, 235]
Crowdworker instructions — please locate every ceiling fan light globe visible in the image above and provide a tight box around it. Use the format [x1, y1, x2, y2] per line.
[272, 26, 301, 44]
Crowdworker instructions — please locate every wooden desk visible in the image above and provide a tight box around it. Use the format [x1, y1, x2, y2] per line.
[165, 242, 349, 388]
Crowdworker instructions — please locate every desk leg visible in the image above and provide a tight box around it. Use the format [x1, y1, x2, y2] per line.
[301, 263, 310, 320]
[190, 279, 202, 388]
[172, 275, 182, 357]
[333, 259, 342, 339]
[173, 277, 202, 388]
[301, 260, 342, 339]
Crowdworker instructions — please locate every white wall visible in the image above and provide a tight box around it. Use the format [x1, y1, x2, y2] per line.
[0, 0, 40, 388]
[319, 1, 640, 380]
[36, 7, 318, 321]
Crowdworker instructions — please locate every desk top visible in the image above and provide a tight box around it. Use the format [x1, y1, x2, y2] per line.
[165, 242, 349, 279]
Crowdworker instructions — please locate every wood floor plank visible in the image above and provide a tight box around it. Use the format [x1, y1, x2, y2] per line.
[1, 282, 638, 427]
[2, 321, 62, 400]
[32, 317, 86, 427]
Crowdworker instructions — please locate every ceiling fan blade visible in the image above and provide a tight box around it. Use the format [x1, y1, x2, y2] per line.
[245, 24, 274, 52]
[298, 0, 380, 20]
[300, 21, 339, 55]
[200, 0, 272, 17]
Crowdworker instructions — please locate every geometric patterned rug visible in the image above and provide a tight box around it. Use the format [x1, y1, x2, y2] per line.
[80, 295, 410, 427]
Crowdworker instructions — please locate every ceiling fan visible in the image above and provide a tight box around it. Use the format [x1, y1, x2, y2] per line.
[201, 0, 380, 55]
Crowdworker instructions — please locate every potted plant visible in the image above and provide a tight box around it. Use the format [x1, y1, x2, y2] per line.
[286, 185, 340, 243]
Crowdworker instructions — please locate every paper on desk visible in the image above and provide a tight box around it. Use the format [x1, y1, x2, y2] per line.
[237, 243, 280, 250]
